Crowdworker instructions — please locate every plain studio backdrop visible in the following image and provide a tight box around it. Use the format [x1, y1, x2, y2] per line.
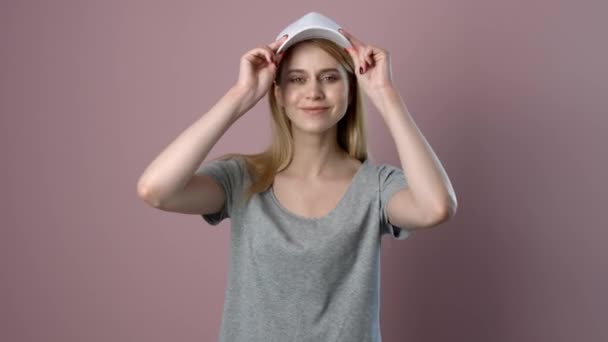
[1, 0, 606, 341]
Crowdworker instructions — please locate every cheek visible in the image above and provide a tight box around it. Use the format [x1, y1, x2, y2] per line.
[332, 85, 349, 104]
[285, 91, 301, 105]
[282, 83, 348, 106]
[333, 81, 348, 95]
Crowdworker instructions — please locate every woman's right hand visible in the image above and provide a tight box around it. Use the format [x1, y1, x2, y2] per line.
[233, 35, 288, 115]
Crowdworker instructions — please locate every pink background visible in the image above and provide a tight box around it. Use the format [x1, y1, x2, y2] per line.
[2, 0, 606, 341]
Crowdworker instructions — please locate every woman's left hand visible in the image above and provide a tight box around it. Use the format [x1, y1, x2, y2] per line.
[339, 28, 395, 99]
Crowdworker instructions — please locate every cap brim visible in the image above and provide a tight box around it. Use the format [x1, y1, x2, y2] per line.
[277, 27, 351, 53]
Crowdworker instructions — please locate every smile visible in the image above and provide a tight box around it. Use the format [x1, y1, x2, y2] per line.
[301, 107, 329, 114]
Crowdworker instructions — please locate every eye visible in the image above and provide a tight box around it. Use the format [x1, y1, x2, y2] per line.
[322, 75, 339, 82]
[289, 77, 305, 83]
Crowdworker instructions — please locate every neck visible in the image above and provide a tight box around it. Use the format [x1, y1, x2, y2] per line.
[285, 129, 349, 178]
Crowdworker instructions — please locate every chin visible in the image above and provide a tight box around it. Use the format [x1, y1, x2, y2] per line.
[285, 109, 345, 132]
[290, 119, 339, 134]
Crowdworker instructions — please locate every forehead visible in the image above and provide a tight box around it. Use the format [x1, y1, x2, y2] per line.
[283, 43, 342, 73]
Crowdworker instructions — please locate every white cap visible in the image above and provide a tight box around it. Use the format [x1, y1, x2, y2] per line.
[275, 12, 351, 53]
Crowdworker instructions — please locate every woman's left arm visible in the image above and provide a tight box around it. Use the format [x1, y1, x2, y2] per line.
[374, 86, 458, 221]
[341, 28, 457, 227]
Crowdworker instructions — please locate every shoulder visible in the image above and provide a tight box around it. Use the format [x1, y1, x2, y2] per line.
[362, 159, 407, 191]
[195, 155, 248, 181]
[361, 158, 396, 173]
[347, 157, 364, 174]
[374, 160, 403, 177]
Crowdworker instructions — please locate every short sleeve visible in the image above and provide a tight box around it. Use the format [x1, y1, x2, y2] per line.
[378, 163, 413, 240]
[194, 157, 245, 225]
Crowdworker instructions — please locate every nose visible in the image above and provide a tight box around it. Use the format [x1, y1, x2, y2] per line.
[305, 80, 324, 100]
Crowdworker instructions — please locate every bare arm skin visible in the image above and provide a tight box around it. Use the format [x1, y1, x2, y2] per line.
[136, 35, 289, 211]
[136, 85, 246, 208]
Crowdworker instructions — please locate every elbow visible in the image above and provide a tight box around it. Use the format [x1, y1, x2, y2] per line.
[435, 206, 452, 223]
[429, 201, 457, 226]
[137, 182, 163, 208]
[442, 199, 458, 220]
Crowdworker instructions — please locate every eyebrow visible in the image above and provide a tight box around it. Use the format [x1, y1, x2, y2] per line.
[286, 68, 341, 75]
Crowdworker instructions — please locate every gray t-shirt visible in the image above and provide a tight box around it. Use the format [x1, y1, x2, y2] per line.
[195, 156, 413, 342]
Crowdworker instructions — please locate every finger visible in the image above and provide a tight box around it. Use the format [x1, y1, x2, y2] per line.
[268, 34, 289, 52]
[247, 48, 272, 65]
[344, 46, 365, 74]
[338, 28, 365, 51]
[363, 46, 374, 71]
[273, 51, 285, 65]
[257, 47, 274, 64]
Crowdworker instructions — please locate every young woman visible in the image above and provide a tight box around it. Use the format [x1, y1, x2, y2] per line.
[137, 15, 457, 342]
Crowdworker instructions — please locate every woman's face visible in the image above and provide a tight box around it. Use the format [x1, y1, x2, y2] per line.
[274, 42, 350, 134]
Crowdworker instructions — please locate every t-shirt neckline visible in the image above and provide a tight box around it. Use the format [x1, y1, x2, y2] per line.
[268, 159, 368, 222]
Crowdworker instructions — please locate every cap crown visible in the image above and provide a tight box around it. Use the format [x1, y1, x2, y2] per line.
[276, 12, 350, 52]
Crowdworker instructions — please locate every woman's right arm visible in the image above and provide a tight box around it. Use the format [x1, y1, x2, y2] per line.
[136, 85, 250, 209]
[136, 34, 289, 212]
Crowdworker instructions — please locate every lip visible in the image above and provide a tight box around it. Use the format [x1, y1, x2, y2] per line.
[300, 107, 330, 114]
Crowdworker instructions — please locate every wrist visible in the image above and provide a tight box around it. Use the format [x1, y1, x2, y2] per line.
[227, 85, 255, 118]
[369, 85, 401, 113]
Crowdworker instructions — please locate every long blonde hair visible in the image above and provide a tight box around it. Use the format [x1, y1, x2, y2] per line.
[213, 38, 370, 203]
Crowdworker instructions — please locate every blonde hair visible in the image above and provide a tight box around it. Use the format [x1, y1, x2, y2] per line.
[213, 38, 370, 203]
